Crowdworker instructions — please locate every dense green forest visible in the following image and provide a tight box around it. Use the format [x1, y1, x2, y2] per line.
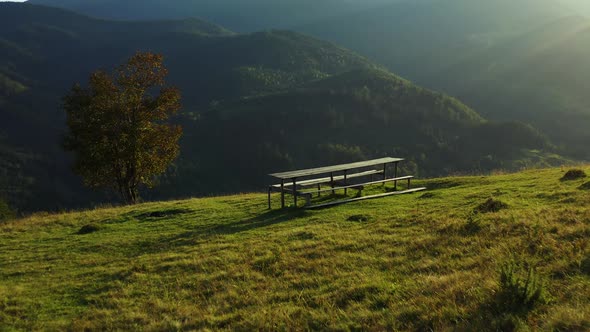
[0, 3, 568, 211]
[164, 68, 554, 198]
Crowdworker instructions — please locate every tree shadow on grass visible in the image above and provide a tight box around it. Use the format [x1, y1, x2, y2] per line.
[71, 270, 135, 306]
[127, 208, 194, 222]
[209, 208, 310, 236]
[132, 208, 311, 255]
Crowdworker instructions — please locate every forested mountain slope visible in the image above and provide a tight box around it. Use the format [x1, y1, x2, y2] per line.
[21, 1, 590, 159]
[159, 68, 554, 198]
[45, 0, 584, 160]
[0, 3, 562, 211]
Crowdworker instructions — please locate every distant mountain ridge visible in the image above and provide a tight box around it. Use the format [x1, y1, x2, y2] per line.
[26, 0, 401, 32]
[297, 0, 574, 80]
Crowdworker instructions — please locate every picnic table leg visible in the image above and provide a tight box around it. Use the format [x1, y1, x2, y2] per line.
[408, 177, 411, 189]
[330, 172, 335, 195]
[317, 184, 321, 197]
[382, 163, 387, 186]
[268, 186, 272, 209]
[292, 178, 298, 207]
[280, 180, 285, 209]
[394, 162, 398, 190]
[344, 170, 348, 195]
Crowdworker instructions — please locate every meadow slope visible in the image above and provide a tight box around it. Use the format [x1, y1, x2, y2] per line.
[1, 167, 590, 330]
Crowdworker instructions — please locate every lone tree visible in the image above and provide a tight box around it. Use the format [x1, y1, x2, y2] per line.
[63, 52, 182, 204]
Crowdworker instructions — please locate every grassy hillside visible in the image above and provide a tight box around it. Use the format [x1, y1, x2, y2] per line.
[1, 167, 590, 330]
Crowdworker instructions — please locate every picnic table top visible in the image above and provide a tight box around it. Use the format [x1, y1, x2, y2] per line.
[269, 157, 404, 180]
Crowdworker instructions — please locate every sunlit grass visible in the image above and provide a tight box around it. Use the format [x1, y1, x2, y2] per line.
[1, 167, 590, 330]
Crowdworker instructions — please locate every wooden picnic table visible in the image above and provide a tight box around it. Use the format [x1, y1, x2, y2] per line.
[268, 157, 417, 209]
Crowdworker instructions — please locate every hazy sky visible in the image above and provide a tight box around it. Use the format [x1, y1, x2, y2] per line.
[1, 0, 589, 16]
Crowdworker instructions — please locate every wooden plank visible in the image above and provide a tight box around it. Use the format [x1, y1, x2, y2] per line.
[269, 157, 403, 179]
[306, 187, 427, 209]
[302, 176, 414, 195]
[270, 169, 383, 189]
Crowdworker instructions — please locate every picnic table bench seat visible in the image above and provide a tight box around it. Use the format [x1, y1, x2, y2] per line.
[269, 169, 383, 190]
[303, 175, 414, 195]
[267, 157, 425, 209]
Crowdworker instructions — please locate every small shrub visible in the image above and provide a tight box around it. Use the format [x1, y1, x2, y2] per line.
[0, 199, 15, 222]
[77, 223, 101, 235]
[561, 169, 587, 181]
[474, 198, 508, 214]
[419, 192, 436, 199]
[347, 214, 371, 222]
[288, 231, 315, 241]
[462, 211, 482, 234]
[496, 261, 549, 314]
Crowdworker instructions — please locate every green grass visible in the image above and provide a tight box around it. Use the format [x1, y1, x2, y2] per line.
[1, 167, 590, 330]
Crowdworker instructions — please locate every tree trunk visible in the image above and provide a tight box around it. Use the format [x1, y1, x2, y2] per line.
[118, 181, 138, 205]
